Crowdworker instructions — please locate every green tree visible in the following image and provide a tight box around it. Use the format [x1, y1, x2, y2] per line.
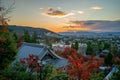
[104, 42, 111, 50]
[0, 31, 17, 70]
[89, 71, 105, 80]
[74, 41, 79, 50]
[71, 43, 75, 49]
[110, 43, 117, 54]
[110, 66, 120, 80]
[0, 62, 38, 80]
[104, 52, 113, 66]
[42, 64, 69, 80]
[31, 31, 37, 43]
[98, 42, 104, 51]
[71, 41, 79, 50]
[20, 54, 69, 80]
[86, 42, 93, 55]
[23, 30, 31, 42]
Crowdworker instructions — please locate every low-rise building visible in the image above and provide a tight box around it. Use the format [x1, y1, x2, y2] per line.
[14, 42, 68, 69]
[52, 43, 71, 52]
[77, 43, 87, 56]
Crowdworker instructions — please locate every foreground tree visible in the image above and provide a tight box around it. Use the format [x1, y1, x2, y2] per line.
[20, 54, 69, 80]
[0, 62, 38, 80]
[0, 0, 17, 70]
[89, 71, 105, 80]
[110, 66, 120, 80]
[59, 47, 103, 80]
[104, 52, 113, 66]
[0, 31, 17, 70]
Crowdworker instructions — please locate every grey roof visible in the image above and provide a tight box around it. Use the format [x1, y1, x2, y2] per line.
[54, 59, 68, 68]
[16, 42, 68, 68]
[16, 42, 46, 60]
[43, 59, 68, 69]
[102, 49, 109, 53]
[104, 66, 119, 80]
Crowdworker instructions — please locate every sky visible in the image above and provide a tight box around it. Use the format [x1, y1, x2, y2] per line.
[2, 0, 120, 32]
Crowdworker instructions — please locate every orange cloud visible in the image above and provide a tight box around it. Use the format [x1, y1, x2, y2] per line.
[40, 8, 75, 18]
[91, 6, 102, 10]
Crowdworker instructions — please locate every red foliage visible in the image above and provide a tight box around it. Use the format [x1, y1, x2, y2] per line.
[62, 47, 77, 59]
[61, 47, 102, 80]
[20, 54, 40, 72]
[113, 57, 120, 65]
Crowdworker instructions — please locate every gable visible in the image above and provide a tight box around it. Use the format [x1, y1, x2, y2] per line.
[41, 50, 58, 61]
[16, 42, 62, 61]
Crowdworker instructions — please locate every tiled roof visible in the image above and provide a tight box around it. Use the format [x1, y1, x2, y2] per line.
[43, 59, 68, 69]
[15, 42, 68, 68]
[16, 42, 46, 61]
[54, 59, 68, 68]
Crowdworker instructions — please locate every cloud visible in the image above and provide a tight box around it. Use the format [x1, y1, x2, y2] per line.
[78, 11, 84, 14]
[64, 20, 120, 32]
[91, 6, 102, 10]
[40, 8, 75, 18]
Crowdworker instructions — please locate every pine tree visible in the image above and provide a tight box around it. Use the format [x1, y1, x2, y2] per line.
[74, 41, 79, 50]
[104, 52, 113, 66]
[31, 31, 37, 43]
[0, 31, 17, 70]
[23, 30, 31, 42]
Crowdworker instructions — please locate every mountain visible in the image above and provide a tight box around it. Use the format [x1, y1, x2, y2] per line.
[59, 31, 120, 38]
[4, 25, 61, 38]
[8, 25, 51, 33]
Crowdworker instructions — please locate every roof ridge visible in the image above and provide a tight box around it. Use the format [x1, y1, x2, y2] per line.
[22, 42, 45, 48]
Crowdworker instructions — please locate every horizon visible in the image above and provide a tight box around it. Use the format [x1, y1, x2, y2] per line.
[2, 0, 120, 32]
[7, 24, 120, 33]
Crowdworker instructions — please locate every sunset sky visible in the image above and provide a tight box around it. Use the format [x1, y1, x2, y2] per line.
[3, 0, 120, 32]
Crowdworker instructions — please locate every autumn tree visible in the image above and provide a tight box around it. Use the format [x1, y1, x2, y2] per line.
[20, 54, 69, 80]
[0, 0, 15, 33]
[60, 47, 103, 80]
[0, 0, 17, 71]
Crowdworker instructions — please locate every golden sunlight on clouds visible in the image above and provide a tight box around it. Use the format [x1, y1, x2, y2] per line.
[91, 6, 102, 10]
[40, 8, 75, 18]
[42, 24, 90, 32]
[46, 27, 90, 32]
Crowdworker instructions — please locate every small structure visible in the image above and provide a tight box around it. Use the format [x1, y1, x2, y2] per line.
[52, 43, 71, 52]
[100, 49, 109, 57]
[102, 49, 109, 54]
[104, 66, 119, 80]
[77, 43, 87, 56]
[15, 42, 68, 69]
